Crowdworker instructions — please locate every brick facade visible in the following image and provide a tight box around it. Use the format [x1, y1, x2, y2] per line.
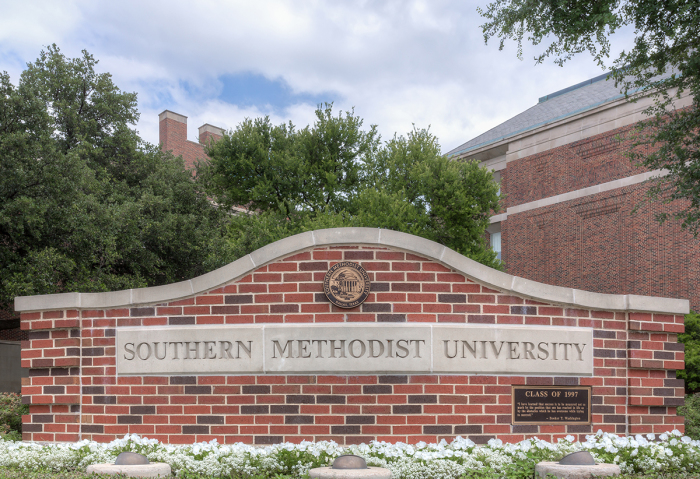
[498, 124, 700, 310]
[18, 234, 686, 445]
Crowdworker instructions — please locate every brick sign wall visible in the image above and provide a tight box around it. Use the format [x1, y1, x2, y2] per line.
[16, 229, 687, 445]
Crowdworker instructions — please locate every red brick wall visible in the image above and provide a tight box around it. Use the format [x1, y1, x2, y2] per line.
[502, 126, 644, 208]
[159, 117, 213, 170]
[20, 246, 685, 445]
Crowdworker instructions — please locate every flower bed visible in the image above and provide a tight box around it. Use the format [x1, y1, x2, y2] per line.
[1, 430, 699, 478]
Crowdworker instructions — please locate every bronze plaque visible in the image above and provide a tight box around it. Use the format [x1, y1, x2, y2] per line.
[512, 386, 591, 424]
[324, 262, 371, 309]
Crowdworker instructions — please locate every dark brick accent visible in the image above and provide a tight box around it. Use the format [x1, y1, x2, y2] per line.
[271, 405, 299, 414]
[104, 329, 115, 337]
[470, 435, 495, 445]
[665, 378, 684, 388]
[377, 314, 406, 322]
[664, 397, 685, 406]
[131, 307, 155, 317]
[593, 330, 616, 339]
[81, 424, 104, 433]
[653, 388, 674, 397]
[130, 406, 156, 415]
[66, 348, 80, 356]
[286, 415, 314, 424]
[255, 436, 284, 445]
[363, 385, 392, 394]
[50, 368, 69, 376]
[242, 385, 270, 394]
[44, 386, 64, 394]
[592, 405, 615, 414]
[71, 405, 80, 413]
[438, 294, 466, 303]
[665, 342, 685, 351]
[184, 386, 212, 394]
[241, 405, 270, 414]
[271, 304, 299, 313]
[225, 295, 254, 304]
[567, 425, 593, 433]
[650, 407, 667, 415]
[393, 404, 422, 414]
[512, 425, 539, 433]
[170, 376, 196, 385]
[299, 262, 328, 271]
[93, 396, 117, 405]
[654, 351, 674, 360]
[408, 395, 437, 404]
[603, 415, 626, 424]
[287, 395, 315, 404]
[183, 425, 209, 434]
[362, 303, 392, 313]
[28, 331, 50, 340]
[454, 425, 482, 434]
[593, 349, 615, 358]
[82, 348, 104, 357]
[424, 425, 452, 434]
[82, 386, 104, 395]
[379, 375, 408, 384]
[510, 306, 537, 315]
[371, 283, 390, 292]
[29, 369, 49, 377]
[346, 416, 375, 424]
[33, 415, 53, 423]
[627, 341, 641, 349]
[22, 424, 43, 432]
[70, 329, 81, 338]
[198, 416, 224, 424]
[331, 425, 361, 434]
[317, 395, 345, 404]
[118, 416, 142, 424]
[211, 306, 240, 314]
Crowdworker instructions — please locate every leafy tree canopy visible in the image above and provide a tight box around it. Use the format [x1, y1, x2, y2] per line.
[0, 45, 233, 310]
[200, 105, 502, 268]
[478, 0, 700, 233]
[678, 311, 700, 393]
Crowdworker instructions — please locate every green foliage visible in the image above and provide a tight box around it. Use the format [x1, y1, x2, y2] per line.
[0, 393, 28, 441]
[677, 311, 700, 393]
[202, 106, 501, 269]
[0, 45, 233, 308]
[478, 0, 700, 234]
[679, 393, 700, 440]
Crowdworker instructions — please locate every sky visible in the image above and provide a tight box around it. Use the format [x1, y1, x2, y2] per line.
[0, 0, 634, 154]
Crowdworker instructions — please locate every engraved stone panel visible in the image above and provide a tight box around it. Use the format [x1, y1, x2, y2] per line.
[117, 326, 264, 375]
[432, 325, 593, 376]
[116, 324, 593, 376]
[264, 325, 431, 373]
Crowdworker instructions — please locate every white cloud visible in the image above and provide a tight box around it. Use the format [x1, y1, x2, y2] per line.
[0, 0, 635, 151]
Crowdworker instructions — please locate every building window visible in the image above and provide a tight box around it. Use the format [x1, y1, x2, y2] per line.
[491, 231, 501, 260]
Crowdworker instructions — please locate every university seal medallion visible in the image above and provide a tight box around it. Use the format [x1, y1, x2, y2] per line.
[323, 261, 371, 309]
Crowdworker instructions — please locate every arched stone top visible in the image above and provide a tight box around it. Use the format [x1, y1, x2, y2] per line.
[14, 228, 689, 314]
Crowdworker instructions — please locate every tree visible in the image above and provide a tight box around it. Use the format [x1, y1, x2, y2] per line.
[0, 45, 233, 309]
[201, 105, 502, 268]
[478, 0, 700, 233]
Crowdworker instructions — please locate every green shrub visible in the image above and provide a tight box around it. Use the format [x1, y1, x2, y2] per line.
[678, 311, 700, 393]
[679, 393, 700, 440]
[0, 393, 28, 441]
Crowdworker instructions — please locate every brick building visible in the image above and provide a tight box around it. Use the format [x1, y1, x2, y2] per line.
[447, 73, 699, 311]
[158, 110, 224, 170]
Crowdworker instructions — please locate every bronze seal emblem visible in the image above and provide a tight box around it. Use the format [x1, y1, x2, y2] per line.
[323, 261, 371, 309]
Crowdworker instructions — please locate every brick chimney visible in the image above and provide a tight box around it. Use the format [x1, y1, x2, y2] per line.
[158, 110, 224, 170]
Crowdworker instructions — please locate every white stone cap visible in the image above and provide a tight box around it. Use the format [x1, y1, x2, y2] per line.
[198, 123, 224, 137]
[158, 110, 187, 124]
[13, 228, 690, 315]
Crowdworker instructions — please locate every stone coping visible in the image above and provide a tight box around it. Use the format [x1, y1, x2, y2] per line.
[14, 228, 689, 314]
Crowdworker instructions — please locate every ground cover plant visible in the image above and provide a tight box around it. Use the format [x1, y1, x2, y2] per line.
[2, 430, 700, 478]
[0, 394, 27, 442]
